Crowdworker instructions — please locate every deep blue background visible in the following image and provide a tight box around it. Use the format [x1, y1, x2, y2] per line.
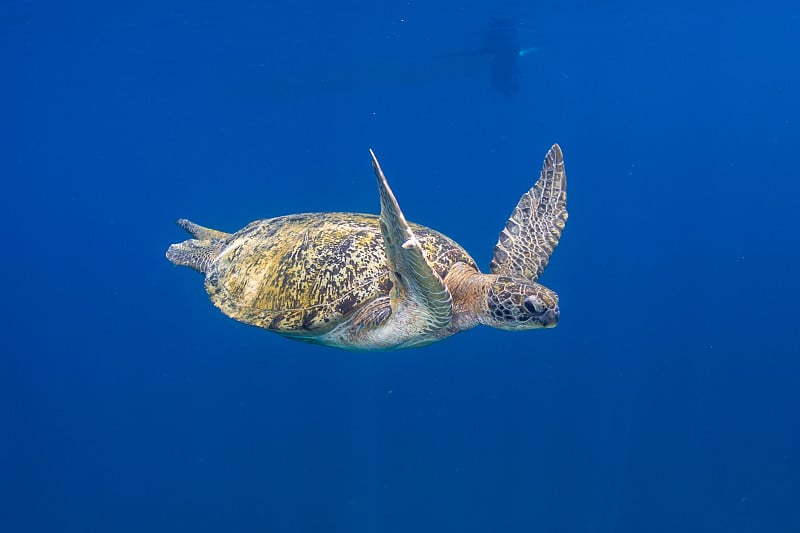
[2, 1, 799, 531]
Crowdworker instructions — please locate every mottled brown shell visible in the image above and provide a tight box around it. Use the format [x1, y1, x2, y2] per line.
[205, 212, 477, 336]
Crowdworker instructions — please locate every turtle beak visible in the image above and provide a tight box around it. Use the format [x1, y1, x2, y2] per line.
[539, 307, 559, 328]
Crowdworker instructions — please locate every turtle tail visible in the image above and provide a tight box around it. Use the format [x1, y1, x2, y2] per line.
[166, 219, 230, 274]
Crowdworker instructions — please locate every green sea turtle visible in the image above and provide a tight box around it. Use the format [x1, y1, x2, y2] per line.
[166, 144, 568, 351]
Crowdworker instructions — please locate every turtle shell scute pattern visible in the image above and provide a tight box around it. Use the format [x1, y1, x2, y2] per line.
[205, 212, 476, 335]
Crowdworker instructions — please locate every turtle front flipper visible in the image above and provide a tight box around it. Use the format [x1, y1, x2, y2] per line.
[490, 144, 568, 282]
[370, 150, 453, 336]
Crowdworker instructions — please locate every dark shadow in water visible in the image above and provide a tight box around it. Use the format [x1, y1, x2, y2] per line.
[445, 18, 538, 97]
[484, 18, 524, 97]
[238, 17, 542, 102]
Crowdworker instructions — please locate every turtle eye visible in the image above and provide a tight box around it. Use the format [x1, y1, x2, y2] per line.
[523, 296, 544, 315]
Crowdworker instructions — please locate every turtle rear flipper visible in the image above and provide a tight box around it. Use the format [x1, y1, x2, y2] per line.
[166, 238, 223, 274]
[167, 239, 222, 274]
[167, 219, 230, 273]
[176, 218, 231, 240]
[490, 144, 567, 282]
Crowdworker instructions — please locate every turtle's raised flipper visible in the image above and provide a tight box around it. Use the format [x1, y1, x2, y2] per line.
[370, 150, 452, 335]
[490, 144, 568, 281]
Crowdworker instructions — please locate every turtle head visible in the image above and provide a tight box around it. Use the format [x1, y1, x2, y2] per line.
[482, 275, 559, 330]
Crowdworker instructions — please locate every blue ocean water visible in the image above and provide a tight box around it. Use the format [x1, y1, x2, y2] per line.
[2, 1, 799, 531]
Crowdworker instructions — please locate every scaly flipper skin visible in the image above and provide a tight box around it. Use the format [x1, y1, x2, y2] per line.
[370, 150, 453, 336]
[490, 143, 568, 281]
[165, 220, 232, 273]
[176, 219, 232, 241]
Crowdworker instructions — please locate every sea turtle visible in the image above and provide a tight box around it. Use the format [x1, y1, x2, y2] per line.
[166, 144, 568, 351]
